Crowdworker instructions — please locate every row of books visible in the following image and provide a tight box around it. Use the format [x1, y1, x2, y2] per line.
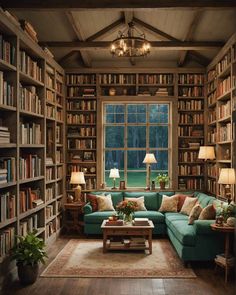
[20, 187, 42, 213]
[19, 214, 39, 237]
[66, 74, 96, 85]
[179, 113, 204, 124]
[56, 72, 63, 83]
[208, 110, 216, 123]
[46, 205, 54, 220]
[0, 71, 14, 106]
[56, 80, 63, 94]
[178, 74, 204, 85]
[0, 35, 16, 65]
[178, 86, 204, 97]
[0, 226, 15, 261]
[20, 50, 42, 82]
[178, 164, 203, 176]
[67, 138, 96, 149]
[216, 49, 231, 75]
[0, 125, 10, 144]
[0, 192, 16, 222]
[20, 122, 41, 144]
[67, 100, 97, 111]
[56, 125, 61, 143]
[46, 89, 54, 102]
[46, 104, 55, 119]
[218, 123, 232, 142]
[46, 72, 54, 89]
[207, 179, 216, 195]
[46, 186, 54, 202]
[68, 127, 96, 137]
[218, 100, 231, 119]
[207, 164, 217, 178]
[207, 128, 217, 144]
[178, 126, 204, 137]
[217, 76, 231, 97]
[67, 87, 96, 98]
[46, 167, 53, 181]
[56, 109, 62, 121]
[139, 74, 173, 85]
[207, 91, 217, 106]
[20, 20, 38, 43]
[20, 84, 42, 115]
[207, 69, 216, 81]
[178, 99, 203, 111]
[100, 74, 136, 85]
[19, 154, 42, 179]
[207, 79, 217, 94]
[67, 113, 96, 124]
[155, 87, 169, 96]
[178, 151, 199, 162]
[56, 150, 63, 163]
[179, 178, 203, 190]
[57, 166, 63, 179]
[0, 157, 16, 183]
[45, 220, 56, 238]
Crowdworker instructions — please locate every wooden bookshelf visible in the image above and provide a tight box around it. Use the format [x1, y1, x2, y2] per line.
[0, 10, 65, 265]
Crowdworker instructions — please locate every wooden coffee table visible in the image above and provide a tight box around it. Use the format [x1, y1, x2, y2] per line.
[101, 220, 154, 254]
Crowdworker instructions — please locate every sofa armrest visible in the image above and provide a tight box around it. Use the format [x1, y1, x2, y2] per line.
[193, 220, 215, 235]
[83, 203, 93, 214]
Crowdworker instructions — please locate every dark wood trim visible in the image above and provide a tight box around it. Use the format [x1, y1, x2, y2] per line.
[59, 50, 78, 63]
[41, 40, 224, 50]
[1, 0, 236, 9]
[187, 50, 210, 66]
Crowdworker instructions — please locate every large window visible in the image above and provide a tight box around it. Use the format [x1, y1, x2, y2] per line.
[104, 103, 170, 187]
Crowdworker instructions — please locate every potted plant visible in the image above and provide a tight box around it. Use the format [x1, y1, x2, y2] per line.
[12, 230, 47, 285]
[156, 173, 169, 189]
[116, 200, 138, 224]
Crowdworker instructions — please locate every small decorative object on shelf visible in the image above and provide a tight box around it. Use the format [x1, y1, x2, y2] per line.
[109, 88, 116, 96]
[116, 200, 138, 224]
[151, 180, 155, 190]
[156, 173, 169, 189]
[119, 180, 126, 190]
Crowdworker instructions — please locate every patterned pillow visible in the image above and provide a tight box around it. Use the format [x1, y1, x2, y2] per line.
[180, 197, 198, 215]
[188, 204, 202, 225]
[199, 204, 216, 220]
[159, 195, 179, 212]
[125, 196, 147, 211]
[96, 194, 115, 211]
[86, 194, 98, 212]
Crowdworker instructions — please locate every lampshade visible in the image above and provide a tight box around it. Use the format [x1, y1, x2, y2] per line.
[198, 146, 215, 160]
[218, 168, 236, 185]
[70, 171, 85, 184]
[143, 153, 157, 164]
[109, 168, 120, 179]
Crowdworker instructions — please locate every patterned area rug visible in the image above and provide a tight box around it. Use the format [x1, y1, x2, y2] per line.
[41, 239, 196, 278]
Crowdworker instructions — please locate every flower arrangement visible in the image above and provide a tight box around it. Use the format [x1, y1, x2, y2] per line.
[116, 200, 138, 216]
[216, 202, 236, 222]
[156, 173, 169, 184]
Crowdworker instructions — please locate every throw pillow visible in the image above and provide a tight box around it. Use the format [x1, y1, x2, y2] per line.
[176, 194, 193, 211]
[199, 204, 216, 220]
[125, 196, 147, 211]
[96, 194, 115, 211]
[159, 195, 178, 212]
[188, 204, 202, 225]
[180, 197, 198, 215]
[86, 194, 98, 212]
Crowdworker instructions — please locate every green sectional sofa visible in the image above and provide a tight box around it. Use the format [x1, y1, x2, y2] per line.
[83, 191, 224, 261]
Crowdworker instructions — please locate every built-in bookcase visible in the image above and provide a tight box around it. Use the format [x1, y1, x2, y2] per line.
[206, 34, 236, 200]
[0, 11, 65, 264]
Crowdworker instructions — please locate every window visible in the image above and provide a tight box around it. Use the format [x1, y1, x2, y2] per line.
[103, 103, 170, 187]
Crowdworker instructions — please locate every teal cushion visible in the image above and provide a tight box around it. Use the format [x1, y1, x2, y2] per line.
[193, 220, 216, 235]
[84, 211, 115, 224]
[124, 192, 158, 210]
[165, 213, 196, 246]
[91, 191, 123, 207]
[134, 211, 165, 224]
[197, 193, 215, 208]
[165, 212, 189, 223]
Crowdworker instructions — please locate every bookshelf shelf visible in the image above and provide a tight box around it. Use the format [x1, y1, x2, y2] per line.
[0, 104, 16, 111]
[0, 59, 17, 71]
[19, 71, 44, 87]
[0, 181, 17, 189]
[19, 204, 45, 220]
[20, 110, 44, 118]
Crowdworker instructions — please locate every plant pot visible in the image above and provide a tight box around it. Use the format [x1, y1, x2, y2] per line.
[17, 262, 39, 285]
[159, 181, 166, 189]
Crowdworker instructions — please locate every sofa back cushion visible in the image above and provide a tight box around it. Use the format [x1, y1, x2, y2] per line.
[91, 192, 123, 208]
[124, 192, 158, 210]
[197, 193, 215, 208]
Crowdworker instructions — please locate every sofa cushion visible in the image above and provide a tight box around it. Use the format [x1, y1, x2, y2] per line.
[134, 211, 165, 224]
[188, 204, 203, 225]
[125, 196, 147, 211]
[97, 194, 115, 211]
[86, 194, 98, 212]
[197, 193, 215, 208]
[165, 214, 196, 246]
[199, 204, 216, 220]
[159, 195, 178, 212]
[124, 192, 158, 210]
[92, 191, 123, 207]
[84, 211, 116, 224]
[180, 197, 198, 215]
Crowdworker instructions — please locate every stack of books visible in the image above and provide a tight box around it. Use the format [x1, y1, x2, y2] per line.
[156, 87, 169, 96]
[189, 142, 200, 149]
[130, 237, 146, 248]
[46, 157, 54, 165]
[133, 218, 149, 226]
[0, 126, 10, 144]
[20, 20, 38, 43]
[83, 88, 95, 97]
[215, 254, 235, 266]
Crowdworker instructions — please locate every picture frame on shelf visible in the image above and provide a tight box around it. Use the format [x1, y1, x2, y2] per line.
[119, 180, 126, 190]
[83, 151, 94, 161]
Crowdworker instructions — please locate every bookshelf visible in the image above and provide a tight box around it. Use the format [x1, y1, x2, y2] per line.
[0, 10, 65, 264]
[206, 34, 236, 200]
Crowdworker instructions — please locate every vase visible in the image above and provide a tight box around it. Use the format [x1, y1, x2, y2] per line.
[123, 213, 133, 224]
[159, 181, 166, 189]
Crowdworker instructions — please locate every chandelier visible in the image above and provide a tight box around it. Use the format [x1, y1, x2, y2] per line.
[110, 22, 151, 57]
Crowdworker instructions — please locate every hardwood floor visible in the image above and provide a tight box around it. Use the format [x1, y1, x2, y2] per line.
[1, 236, 235, 295]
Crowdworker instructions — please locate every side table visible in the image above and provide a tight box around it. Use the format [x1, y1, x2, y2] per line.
[211, 223, 235, 283]
[64, 202, 84, 234]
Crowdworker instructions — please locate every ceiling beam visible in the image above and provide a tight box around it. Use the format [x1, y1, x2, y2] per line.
[66, 11, 91, 67]
[178, 10, 203, 66]
[86, 18, 124, 41]
[41, 40, 224, 50]
[133, 17, 210, 66]
[58, 50, 78, 64]
[1, 0, 236, 9]
[123, 11, 136, 66]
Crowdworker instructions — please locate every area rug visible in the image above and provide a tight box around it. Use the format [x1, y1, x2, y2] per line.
[41, 239, 196, 278]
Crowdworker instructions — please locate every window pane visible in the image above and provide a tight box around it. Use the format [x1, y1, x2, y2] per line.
[150, 150, 168, 170]
[105, 150, 124, 170]
[105, 104, 125, 123]
[149, 104, 168, 123]
[105, 171, 124, 188]
[105, 126, 124, 148]
[127, 104, 146, 123]
[127, 150, 147, 169]
[128, 126, 146, 148]
[127, 172, 146, 187]
[149, 126, 168, 148]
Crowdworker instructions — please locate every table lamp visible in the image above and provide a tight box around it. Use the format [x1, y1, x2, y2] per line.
[70, 171, 86, 203]
[198, 146, 215, 160]
[109, 168, 120, 189]
[143, 153, 157, 190]
[218, 168, 236, 204]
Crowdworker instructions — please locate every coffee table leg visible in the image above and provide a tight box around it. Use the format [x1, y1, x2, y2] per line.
[103, 232, 107, 253]
[148, 230, 152, 254]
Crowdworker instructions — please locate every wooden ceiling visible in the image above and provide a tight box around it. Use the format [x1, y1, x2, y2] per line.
[2, 0, 236, 68]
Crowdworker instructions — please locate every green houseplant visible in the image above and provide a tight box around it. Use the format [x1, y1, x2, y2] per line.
[116, 200, 138, 223]
[12, 230, 47, 285]
[156, 173, 169, 189]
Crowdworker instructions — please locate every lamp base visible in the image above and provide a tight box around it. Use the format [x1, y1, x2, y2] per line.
[74, 185, 82, 203]
[111, 186, 118, 190]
